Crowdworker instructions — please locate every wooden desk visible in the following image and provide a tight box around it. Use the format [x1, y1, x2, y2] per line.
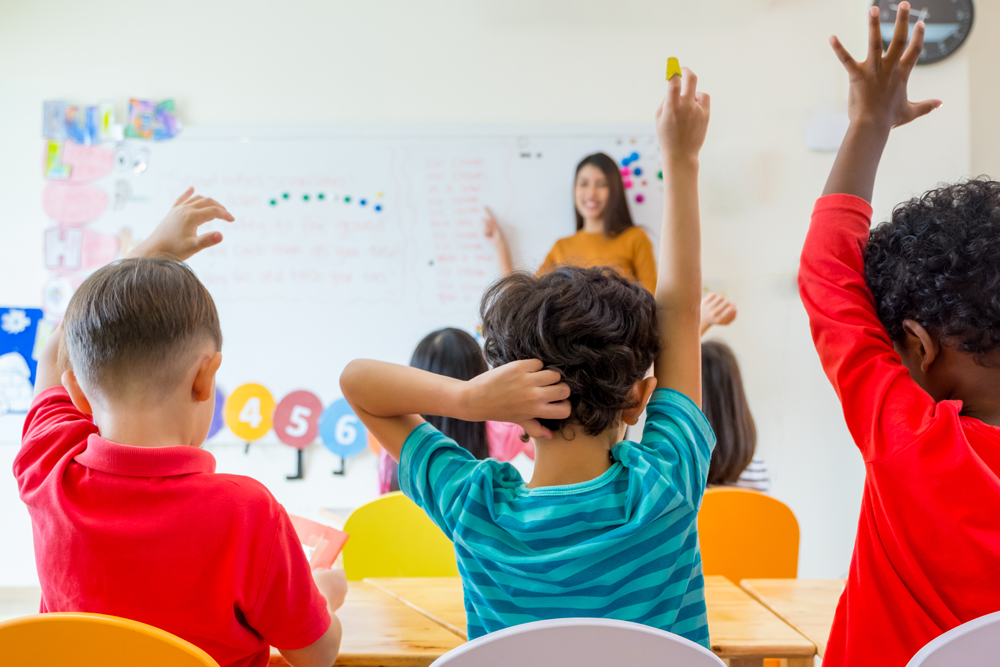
[740, 579, 845, 658]
[269, 582, 463, 667]
[365, 577, 817, 667]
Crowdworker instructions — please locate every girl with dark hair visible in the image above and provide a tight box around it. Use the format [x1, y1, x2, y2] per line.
[485, 152, 657, 293]
[701, 340, 770, 492]
[377, 327, 530, 493]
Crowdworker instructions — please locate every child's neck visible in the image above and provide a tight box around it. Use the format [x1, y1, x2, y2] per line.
[526, 423, 626, 489]
[93, 395, 204, 449]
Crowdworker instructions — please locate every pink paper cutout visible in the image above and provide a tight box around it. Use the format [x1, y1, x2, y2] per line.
[62, 143, 115, 182]
[43, 183, 109, 226]
[288, 515, 349, 569]
[44, 227, 120, 274]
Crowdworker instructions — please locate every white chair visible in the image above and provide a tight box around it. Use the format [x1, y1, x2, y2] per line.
[430, 618, 725, 667]
[907, 610, 1000, 666]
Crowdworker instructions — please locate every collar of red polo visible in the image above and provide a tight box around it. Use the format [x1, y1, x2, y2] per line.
[74, 433, 216, 477]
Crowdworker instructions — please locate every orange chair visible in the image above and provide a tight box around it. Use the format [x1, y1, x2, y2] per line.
[698, 487, 799, 584]
[0, 612, 219, 666]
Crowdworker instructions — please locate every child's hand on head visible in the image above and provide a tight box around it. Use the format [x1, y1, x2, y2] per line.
[462, 359, 571, 440]
[831, 2, 941, 131]
[701, 293, 737, 329]
[655, 66, 710, 164]
[312, 567, 347, 612]
[129, 187, 235, 261]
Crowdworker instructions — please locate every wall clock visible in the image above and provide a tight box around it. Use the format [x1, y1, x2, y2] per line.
[873, 1, 974, 65]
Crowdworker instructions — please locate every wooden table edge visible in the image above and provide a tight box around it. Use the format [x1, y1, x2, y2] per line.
[738, 580, 827, 658]
[363, 578, 469, 640]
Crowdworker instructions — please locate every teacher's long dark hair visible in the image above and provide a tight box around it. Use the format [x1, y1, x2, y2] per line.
[410, 328, 490, 460]
[574, 152, 636, 238]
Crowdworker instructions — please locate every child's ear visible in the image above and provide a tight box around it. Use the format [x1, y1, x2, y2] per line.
[192, 352, 223, 402]
[901, 319, 940, 373]
[622, 376, 658, 426]
[61, 370, 93, 415]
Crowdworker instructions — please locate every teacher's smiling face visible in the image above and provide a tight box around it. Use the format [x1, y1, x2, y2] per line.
[575, 164, 610, 230]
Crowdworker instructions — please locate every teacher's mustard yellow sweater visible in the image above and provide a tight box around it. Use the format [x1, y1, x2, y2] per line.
[537, 226, 656, 293]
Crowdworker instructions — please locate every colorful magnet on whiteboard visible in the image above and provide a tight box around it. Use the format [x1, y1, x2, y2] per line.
[360, 199, 367, 206]
[283, 193, 289, 199]
[303, 194, 310, 201]
[621, 167, 630, 176]
[318, 193, 325, 200]
[642, 180, 648, 186]
[629, 152, 639, 161]
[225, 383, 276, 442]
[207, 387, 226, 440]
[657, 171, 663, 180]
[344, 196, 351, 203]
[270, 199, 277, 206]
[666, 57, 681, 80]
[319, 398, 369, 459]
[636, 194, 645, 203]
[376, 192, 383, 198]
[621, 157, 631, 167]
[274, 390, 324, 450]
[623, 179, 633, 189]
[632, 167, 642, 176]
[375, 205, 382, 212]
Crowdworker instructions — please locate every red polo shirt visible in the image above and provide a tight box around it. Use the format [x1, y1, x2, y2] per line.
[13, 387, 331, 667]
[800, 194, 1000, 666]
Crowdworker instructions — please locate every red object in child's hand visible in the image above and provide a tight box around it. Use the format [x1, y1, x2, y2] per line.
[289, 515, 349, 570]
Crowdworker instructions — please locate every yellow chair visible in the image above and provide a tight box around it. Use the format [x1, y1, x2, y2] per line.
[343, 491, 459, 580]
[0, 612, 219, 666]
[698, 487, 800, 584]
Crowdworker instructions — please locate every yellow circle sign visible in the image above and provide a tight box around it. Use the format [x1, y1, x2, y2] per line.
[225, 383, 276, 441]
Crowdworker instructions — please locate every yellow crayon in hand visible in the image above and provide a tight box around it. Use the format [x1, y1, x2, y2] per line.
[666, 57, 681, 81]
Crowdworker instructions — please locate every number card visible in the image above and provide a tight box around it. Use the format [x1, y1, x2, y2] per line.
[274, 390, 323, 450]
[319, 398, 369, 459]
[225, 383, 275, 442]
[207, 387, 226, 440]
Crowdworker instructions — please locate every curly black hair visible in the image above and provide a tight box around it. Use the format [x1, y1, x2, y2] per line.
[865, 178, 1000, 358]
[480, 265, 660, 437]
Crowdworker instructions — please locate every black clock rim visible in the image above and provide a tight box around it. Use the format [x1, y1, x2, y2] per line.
[872, 0, 974, 66]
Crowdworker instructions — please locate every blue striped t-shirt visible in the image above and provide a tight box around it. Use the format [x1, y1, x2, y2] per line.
[399, 388, 715, 645]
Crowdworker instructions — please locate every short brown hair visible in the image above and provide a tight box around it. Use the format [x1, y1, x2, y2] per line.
[481, 266, 659, 437]
[64, 257, 222, 402]
[701, 341, 756, 485]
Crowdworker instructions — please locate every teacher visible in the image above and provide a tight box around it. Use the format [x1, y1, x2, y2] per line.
[485, 152, 657, 293]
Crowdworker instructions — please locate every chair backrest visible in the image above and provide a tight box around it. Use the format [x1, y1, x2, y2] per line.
[698, 487, 799, 583]
[342, 491, 459, 580]
[430, 617, 726, 667]
[907, 611, 1000, 666]
[0, 612, 220, 667]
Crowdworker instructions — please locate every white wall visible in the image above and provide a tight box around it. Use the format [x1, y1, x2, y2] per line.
[0, 0, 977, 586]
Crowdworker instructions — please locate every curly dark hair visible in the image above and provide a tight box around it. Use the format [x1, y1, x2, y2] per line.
[865, 178, 1000, 358]
[480, 265, 660, 437]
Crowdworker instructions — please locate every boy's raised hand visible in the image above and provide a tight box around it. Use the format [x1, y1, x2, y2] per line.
[462, 359, 571, 439]
[655, 67, 710, 165]
[831, 3, 940, 132]
[129, 187, 235, 261]
[823, 2, 941, 200]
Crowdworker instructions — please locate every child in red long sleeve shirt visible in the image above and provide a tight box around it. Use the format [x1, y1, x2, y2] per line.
[799, 4, 1000, 666]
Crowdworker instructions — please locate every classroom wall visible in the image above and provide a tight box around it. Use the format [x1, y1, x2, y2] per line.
[0, 0, 978, 586]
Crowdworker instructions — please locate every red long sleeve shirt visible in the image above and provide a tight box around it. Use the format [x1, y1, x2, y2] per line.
[799, 194, 1000, 667]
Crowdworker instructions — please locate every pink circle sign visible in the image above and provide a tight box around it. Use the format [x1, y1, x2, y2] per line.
[273, 390, 324, 450]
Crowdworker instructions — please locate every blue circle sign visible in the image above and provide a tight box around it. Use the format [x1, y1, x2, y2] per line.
[319, 398, 369, 459]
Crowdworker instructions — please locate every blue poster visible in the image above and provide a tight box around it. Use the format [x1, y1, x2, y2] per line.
[0, 308, 44, 416]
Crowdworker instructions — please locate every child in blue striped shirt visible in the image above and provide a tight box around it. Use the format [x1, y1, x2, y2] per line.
[341, 68, 713, 645]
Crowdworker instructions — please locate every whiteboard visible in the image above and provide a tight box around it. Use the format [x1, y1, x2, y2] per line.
[56, 124, 664, 445]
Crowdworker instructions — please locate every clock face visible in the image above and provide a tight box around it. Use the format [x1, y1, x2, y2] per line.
[874, 0, 974, 65]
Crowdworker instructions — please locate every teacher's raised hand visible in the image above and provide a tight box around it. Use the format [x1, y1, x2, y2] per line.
[484, 206, 515, 276]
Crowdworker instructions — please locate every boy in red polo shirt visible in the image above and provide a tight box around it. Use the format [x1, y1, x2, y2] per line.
[14, 189, 344, 667]
[800, 4, 1000, 666]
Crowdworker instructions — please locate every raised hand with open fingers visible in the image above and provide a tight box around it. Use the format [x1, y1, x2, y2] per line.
[128, 186, 236, 261]
[701, 292, 737, 335]
[830, 2, 941, 131]
[655, 66, 711, 165]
